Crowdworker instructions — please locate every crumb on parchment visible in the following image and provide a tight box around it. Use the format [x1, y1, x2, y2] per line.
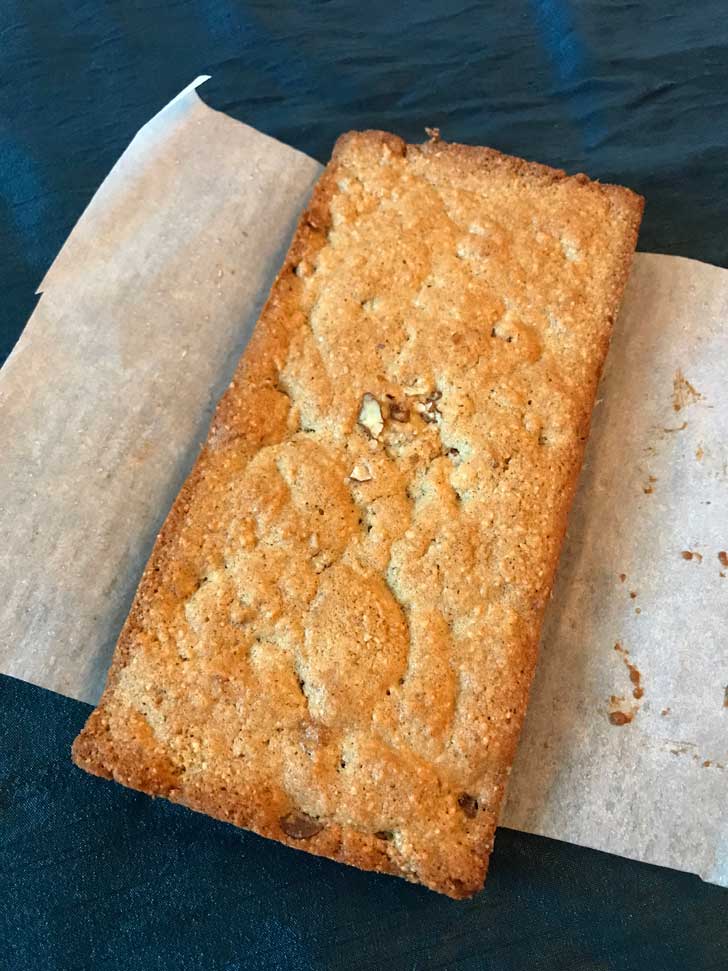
[672, 369, 703, 412]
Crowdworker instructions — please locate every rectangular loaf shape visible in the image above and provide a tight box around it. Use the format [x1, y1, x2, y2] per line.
[73, 131, 643, 897]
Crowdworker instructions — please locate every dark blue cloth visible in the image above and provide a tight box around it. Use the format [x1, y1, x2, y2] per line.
[2, 3, 728, 969]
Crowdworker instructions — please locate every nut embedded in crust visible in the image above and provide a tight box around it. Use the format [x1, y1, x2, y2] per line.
[388, 401, 410, 422]
[457, 793, 479, 818]
[349, 462, 373, 482]
[414, 399, 440, 423]
[279, 812, 324, 840]
[358, 393, 384, 438]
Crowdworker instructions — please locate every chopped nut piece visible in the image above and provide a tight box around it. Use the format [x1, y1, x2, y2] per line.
[279, 812, 324, 839]
[415, 398, 440, 423]
[349, 462, 373, 482]
[300, 719, 331, 754]
[458, 793, 479, 818]
[389, 401, 410, 422]
[358, 393, 384, 438]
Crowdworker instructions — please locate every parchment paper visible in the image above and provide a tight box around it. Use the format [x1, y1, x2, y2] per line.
[1, 79, 725, 887]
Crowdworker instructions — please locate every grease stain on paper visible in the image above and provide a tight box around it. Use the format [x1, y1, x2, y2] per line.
[608, 643, 645, 726]
[672, 369, 703, 412]
[642, 474, 657, 495]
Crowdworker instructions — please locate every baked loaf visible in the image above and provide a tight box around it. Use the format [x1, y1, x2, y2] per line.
[73, 131, 643, 897]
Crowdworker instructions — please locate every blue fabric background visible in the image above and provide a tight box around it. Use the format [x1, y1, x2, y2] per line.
[1, 2, 727, 968]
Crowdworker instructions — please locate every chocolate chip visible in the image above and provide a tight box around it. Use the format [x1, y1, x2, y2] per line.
[458, 793, 479, 818]
[279, 812, 324, 839]
[375, 830, 394, 841]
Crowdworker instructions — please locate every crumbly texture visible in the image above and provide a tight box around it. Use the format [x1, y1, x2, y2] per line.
[73, 131, 643, 898]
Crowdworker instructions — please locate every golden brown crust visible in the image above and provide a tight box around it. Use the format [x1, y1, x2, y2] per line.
[73, 131, 642, 898]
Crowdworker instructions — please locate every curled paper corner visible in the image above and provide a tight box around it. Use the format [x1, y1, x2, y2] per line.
[162, 74, 212, 107]
[35, 75, 212, 298]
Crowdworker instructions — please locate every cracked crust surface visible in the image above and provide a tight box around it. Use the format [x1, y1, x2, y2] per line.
[72, 131, 643, 898]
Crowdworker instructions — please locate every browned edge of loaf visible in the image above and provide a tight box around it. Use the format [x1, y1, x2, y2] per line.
[72, 130, 644, 899]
